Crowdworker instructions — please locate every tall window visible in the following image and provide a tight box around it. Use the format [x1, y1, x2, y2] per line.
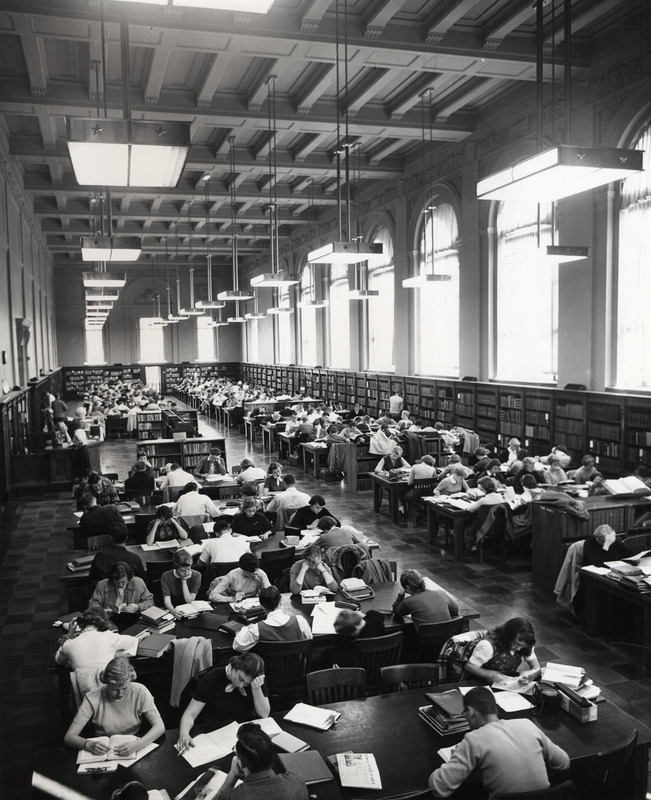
[495, 201, 557, 382]
[417, 202, 460, 376]
[197, 315, 217, 362]
[329, 263, 350, 368]
[616, 121, 651, 389]
[299, 265, 317, 366]
[246, 317, 260, 363]
[84, 321, 105, 365]
[139, 317, 165, 363]
[275, 286, 292, 365]
[367, 226, 394, 372]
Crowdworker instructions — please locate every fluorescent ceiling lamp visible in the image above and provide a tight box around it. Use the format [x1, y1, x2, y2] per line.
[178, 307, 204, 317]
[267, 306, 293, 314]
[227, 316, 246, 323]
[173, 0, 275, 10]
[402, 274, 452, 288]
[178, 313, 191, 320]
[541, 244, 590, 264]
[83, 272, 127, 289]
[67, 118, 190, 188]
[81, 237, 141, 262]
[476, 144, 644, 202]
[166, 314, 182, 323]
[85, 289, 119, 301]
[110, 0, 168, 4]
[196, 300, 226, 309]
[349, 289, 379, 299]
[250, 271, 298, 287]
[86, 302, 114, 310]
[217, 289, 255, 301]
[308, 242, 383, 265]
[297, 299, 329, 308]
[245, 312, 267, 319]
[211, 319, 230, 326]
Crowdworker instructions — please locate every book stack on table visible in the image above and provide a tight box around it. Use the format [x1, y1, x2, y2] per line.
[140, 606, 175, 633]
[419, 689, 470, 736]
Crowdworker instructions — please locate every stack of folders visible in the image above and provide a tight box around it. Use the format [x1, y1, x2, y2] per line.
[140, 606, 176, 633]
[419, 689, 470, 736]
[284, 703, 341, 730]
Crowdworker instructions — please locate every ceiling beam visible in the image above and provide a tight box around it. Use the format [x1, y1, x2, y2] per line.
[364, 0, 409, 39]
[144, 30, 178, 106]
[426, 0, 483, 44]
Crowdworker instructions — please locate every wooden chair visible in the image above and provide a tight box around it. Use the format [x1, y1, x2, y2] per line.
[255, 639, 313, 703]
[103, 473, 119, 482]
[495, 779, 578, 800]
[168, 486, 184, 502]
[380, 663, 440, 694]
[337, 631, 403, 695]
[306, 668, 366, 705]
[413, 615, 465, 664]
[259, 547, 296, 586]
[199, 560, 239, 600]
[409, 477, 439, 526]
[476, 503, 510, 564]
[86, 535, 114, 552]
[570, 729, 638, 800]
[145, 559, 173, 607]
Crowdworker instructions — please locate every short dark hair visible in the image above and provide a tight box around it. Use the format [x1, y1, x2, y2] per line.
[463, 686, 497, 716]
[173, 549, 193, 568]
[283, 474, 296, 486]
[309, 495, 326, 506]
[235, 722, 274, 773]
[239, 553, 260, 573]
[77, 608, 110, 632]
[399, 569, 426, 594]
[184, 481, 198, 492]
[477, 477, 497, 494]
[241, 482, 259, 497]
[316, 516, 337, 531]
[109, 561, 134, 582]
[210, 448, 221, 456]
[229, 652, 265, 679]
[156, 505, 173, 520]
[88, 472, 101, 485]
[134, 460, 147, 472]
[169, 463, 181, 471]
[212, 518, 232, 536]
[111, 781, 148, 800]
[80, 492, 96, 510]
[110, 523, 129, 544]
[258, 586, 281, 611]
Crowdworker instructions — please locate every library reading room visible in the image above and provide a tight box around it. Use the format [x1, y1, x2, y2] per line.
[1, 1, 651, 799]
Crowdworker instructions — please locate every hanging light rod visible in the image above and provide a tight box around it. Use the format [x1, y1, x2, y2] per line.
[81, 237, 141, 262]
[67, 120, 190, 189]
[83, 271, 127, 288]
[477, 144, 643, 202]
[308, 241, 383, 266]
[109, 0, 274, 10]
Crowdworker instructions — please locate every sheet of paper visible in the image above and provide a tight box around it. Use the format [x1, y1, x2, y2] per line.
[310, 602, 341, 635]
[253, 717, 284, 737]
[494, 692, 533, 712]
[581, 565, 611, 575]
[491, 676, 534, 694]
[182, 722, 239, 768]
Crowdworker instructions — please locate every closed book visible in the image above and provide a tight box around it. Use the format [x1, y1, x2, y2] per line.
[72, 554, 95, 568]
[141, 606, 170, 624]
[219, 619, 245, 636]
[137, 632, 175, 658]
[425, 689, 466, 718]
[187, 613, 229, 631]
[277, 751, 334, 784]
[272, 731, 310, 753]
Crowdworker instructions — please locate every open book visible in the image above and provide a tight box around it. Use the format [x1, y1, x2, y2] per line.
[603, 476, 651, 497]
[76, 735, 157, 765]
[175, 600, 213, 617]
[179, 721, 240, 768]
[541, 663, 585, 690]
[300, 587, 335, 605]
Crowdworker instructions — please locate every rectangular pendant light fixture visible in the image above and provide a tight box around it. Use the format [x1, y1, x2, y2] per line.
[196, 300, 226, 309]
[297, 299, 329, 308]
[67, 118, 190, 188]
[244, 312, 267, 319]
[81, 237, 141, 262]
[308, 241, 383, 265]
[402, 274, 452, 288]
[477, 144, 643, 202]
[85, 288, 120, 301]
[227, 316, 246, 322]
[86, 301, 114, 310]
[542, 244, 590, 263]
[217, 289, 255, 301]
[250, 271, 298, 288]
[349, 289, 379, 300]
[83, 271, 127, 289]
[267, 306, 293, 314]
[110, 0, 274, 8]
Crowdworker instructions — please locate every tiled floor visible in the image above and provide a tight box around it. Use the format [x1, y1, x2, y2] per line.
[1, 411, 650, 798]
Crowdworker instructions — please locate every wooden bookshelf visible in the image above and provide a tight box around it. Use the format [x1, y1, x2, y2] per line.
[524, 390, 552, 454]
[587, 397, 624, 477]
[475, 386, 498, 442]
[344, 440, 376, 492]
[498, 388, 524, 445]
[137, 436, 227, 473]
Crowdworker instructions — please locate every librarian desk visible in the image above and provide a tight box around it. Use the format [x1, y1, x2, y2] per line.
[11, 440, 102, 489]
[300, 442, 330, 479]
[33, 684, 651, 800]
[532, 495, 651, 595]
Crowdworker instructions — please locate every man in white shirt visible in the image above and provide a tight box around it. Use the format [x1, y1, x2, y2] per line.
[199, 519, 251, 565]
[159, 463, 196, 491]
[389, 392, 404, 417]
[237, 459, 267, 483]
[233, 586, 312, 652]
[173, 483, 220, 518]
[266, 474, 311, 516]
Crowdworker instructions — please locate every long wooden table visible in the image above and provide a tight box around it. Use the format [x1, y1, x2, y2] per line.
[425, 497, 473, 561]
[300, 441, 330, 478]
[33, 685, 651, 800]
[370, 473, 409, 523]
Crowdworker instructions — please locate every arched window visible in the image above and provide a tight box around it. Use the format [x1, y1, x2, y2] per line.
[329, 263, 350, 368]
[245, 316, 259, 363]
[367, 226, 394, 372]
[299, 264, 317, 366]
[416, 202, 460, 376]
[495, 200, 557, 382]
[616, 121, 651, 389]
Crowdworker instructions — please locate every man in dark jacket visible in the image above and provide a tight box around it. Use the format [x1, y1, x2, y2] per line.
[124, 460, 156, 494]
[78, 493, 124, 539]
[89, 523, 145, 583]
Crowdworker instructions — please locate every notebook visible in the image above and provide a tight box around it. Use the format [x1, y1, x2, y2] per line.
[187, 612, 228, 631]
[277, 751, 334, 784]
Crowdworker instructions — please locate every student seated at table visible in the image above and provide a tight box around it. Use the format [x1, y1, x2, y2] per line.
[587, 473, 609, 496]
[209, 553, 271, 603]
[64, 656, 164, 758]
[173, 482, 220, 520]
[571, 454, 600, 484]
[265, 474, 311, 519]
[437, 453, 462, 480]
[89, 523, 146, 583]
[475, 458, 506, 485]
[465, 617, 541, 684]
[145, 506, 188, 545]
[263, 462, 284, 493]
[498, 437, 521, 465]
[464, 478, 507, 513]
[512, 457, 546, 493]
[159, 462, 195, 492]
[434, 464, 469, 496]
[124, 461, 156, 496]
[428, 686, 570, 799]
[313, 516, 364, 549]
[540, 444, 572, 469]
[289, 545, 338, 595]
[583, 524, 631, 568]
[374, 445, 410, 474]
[334, 609, 386, 642]
[288, 495, 340, 530]
[237, 459, 267, 483]
[161, 550, 202, 619]
[75, 471, 121, 508]
[391, 569, 459, 624]
[199, 518, 251, 564]
[90, 562, 154, 617]
[233, 587, 312, 653]
[111, 781, 149, 800]
[406, 454, 438, 485]
[128, 451, 156, 478]
[216, 721, 309, 800]
[193, 447, 227, 478]
[231, 498, 273, 537]
[177, 654, 270, 749]
[542, 455, 568, 485]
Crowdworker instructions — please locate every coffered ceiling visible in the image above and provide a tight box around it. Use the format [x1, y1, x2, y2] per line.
[0, 0, 643, 275]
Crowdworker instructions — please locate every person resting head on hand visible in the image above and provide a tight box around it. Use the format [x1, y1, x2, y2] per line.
[583, 524, 630, 567]
[161, 549, 201, 619]
[289, 544, 339, 595]
[464, 616, 541, 686]
[63, 656, 164, 758]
